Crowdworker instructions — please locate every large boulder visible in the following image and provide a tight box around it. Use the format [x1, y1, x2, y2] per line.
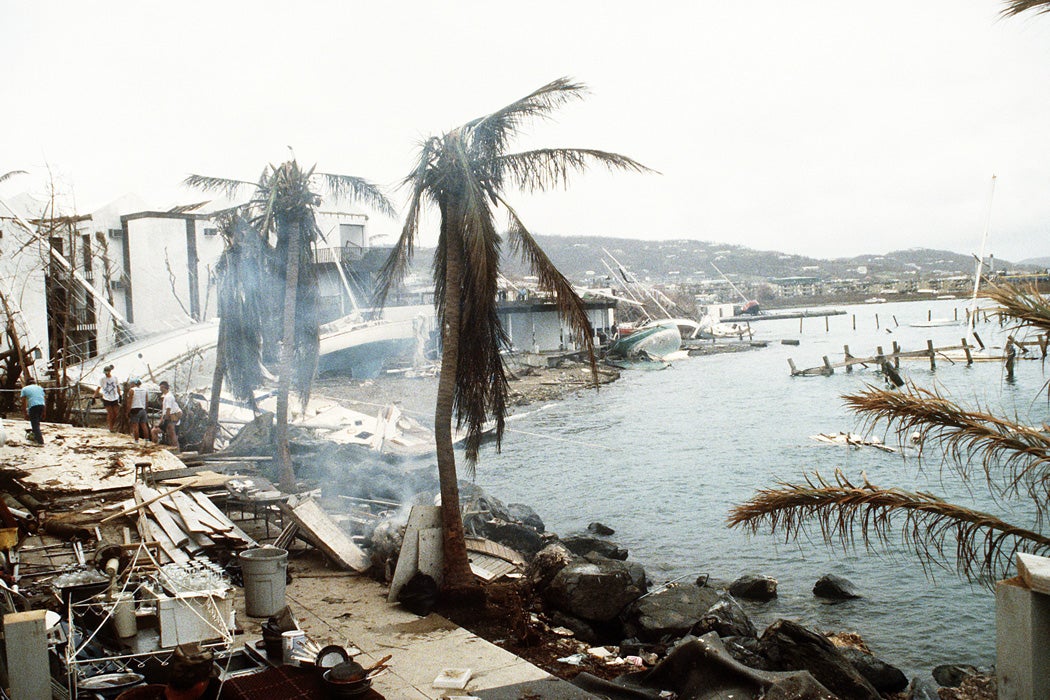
[692, 594, 757, 638]
[562, 535, 628, 561]
[621, 583, 721, 642]
[813, 573, 861, 599]
[481, 521, 546, 559]
[545, 557, 644, 622]
[758, 619, 881, 700]
[729, 574, 778, 601]
[528, 542, 576, 591]
[506, 503, 545, 533]
[839, 647, 908, 694]
[587, 522, 615, 536]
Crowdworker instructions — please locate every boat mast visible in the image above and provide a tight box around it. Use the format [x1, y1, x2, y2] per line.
[602, 248, 673, 319]
[710, 262, 751, 307]
[969, 174, 996, 334]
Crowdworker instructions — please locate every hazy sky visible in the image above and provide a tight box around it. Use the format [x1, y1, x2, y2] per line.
[4, 1, 1049, 262]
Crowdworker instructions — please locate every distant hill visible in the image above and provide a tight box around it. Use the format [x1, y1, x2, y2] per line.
[404, 235, 1032, 285]
[495, 235, 1025, 283]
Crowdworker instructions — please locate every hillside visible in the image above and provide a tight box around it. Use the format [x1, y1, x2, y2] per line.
[489, 235, 1025, 283]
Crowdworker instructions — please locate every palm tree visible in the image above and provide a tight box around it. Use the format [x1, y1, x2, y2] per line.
[187, 160, 394, 488]
[199, 212, 268, 453]
[728, 281, 1050, 584]
[374, 78, 652, 592]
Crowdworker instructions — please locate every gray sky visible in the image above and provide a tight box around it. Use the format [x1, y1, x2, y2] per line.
[4, 1, 1049, 262]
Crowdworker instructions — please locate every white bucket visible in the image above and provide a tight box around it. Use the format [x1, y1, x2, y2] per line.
[111, 592, 137, 638]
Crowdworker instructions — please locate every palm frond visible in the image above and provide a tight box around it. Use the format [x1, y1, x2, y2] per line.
[845, 383, 1050, 520]
[727, 470, 1050, 583]
[982, 280, 1050, 334]
[184, 174, 256, 199]
[466, 78, 587, 159]
[1001, 0, 1050, 16]
[317, 173, 397, 218]
[502, 198, 598, 383]
[0, 170, 27, 185]
[500, 148, 656, 193]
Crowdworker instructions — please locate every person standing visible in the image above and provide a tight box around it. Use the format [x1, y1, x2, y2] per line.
[92, 365, 122, 432]
[127, 379, 150, 442]
[19, 379, 45, 445]
[152, 381, 182, 450]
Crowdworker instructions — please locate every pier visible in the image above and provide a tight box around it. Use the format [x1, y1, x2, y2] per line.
[788, 334, 1049, 378]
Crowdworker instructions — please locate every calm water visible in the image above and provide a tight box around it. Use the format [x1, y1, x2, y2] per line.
[473, 298, 1046, 676]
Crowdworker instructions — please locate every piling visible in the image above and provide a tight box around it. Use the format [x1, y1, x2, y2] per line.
[852, 314, 856, 331]
[928, 309, 932, 322]
[844, 345, 853, 373]
[799, 317, 803, 334]
[822, 356, 833, 375]
[825, 315, 829, 333]
[893, 315, 899, 327]
[961, 338, 973, 365]
[927, 339, 936, 370]
[892, 341, 900, 369]
[1006, 339, 1016, 381]
[875, 313, 880, 330]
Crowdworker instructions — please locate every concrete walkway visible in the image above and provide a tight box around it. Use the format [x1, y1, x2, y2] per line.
[236, 567, 599, 699]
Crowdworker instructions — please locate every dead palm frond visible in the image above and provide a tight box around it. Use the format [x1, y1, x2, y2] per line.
[981, 280, 1050, 333]
[845, 383, 1050, 519]
[727, 470, 1050, 583]
[1001, 0, 1050, 16]
[0, 170, 27, 185]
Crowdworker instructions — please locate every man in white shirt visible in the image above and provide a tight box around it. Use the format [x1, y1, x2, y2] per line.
[152, 381, 182, 450]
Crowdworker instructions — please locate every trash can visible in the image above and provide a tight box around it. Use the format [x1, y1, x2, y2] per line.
[110, 591, 137, 638]
[239, 546, 288, 617]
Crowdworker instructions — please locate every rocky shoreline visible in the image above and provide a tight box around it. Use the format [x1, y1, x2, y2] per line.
[307, 352, 992, 700]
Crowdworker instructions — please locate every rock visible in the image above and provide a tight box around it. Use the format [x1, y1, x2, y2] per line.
[546, 558, 644, 622]
[720, 635, 770, 670]
[905, 675, 941, 700]
[813, 573, 861, 599]
[547, 610, 602, 645]
[758, 619, 881, 700]
[481, 520, 546, 558]
[932, 663, 979, 688]
[587, 522, 615, 536]
[527, 542, 576, 591]
[692, 594, 757, 638]
[621, 583, 721, 642]
[839, 647, 908, 693]
[506, 503, 545, 532]
[729, 574, 778, 601]
[562, 535, 628, 560]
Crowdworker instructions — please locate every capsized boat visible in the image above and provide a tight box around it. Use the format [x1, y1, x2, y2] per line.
[606, 323, 682, 361]
[317, 315, 423, 378]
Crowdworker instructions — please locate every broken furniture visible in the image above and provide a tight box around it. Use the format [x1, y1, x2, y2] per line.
[223, 477, 287, 538]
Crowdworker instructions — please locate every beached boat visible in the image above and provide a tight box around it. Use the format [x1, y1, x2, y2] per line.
[606, 323, 682, 361]
[910, 318, 962, 328]
[317, 315, 422, 378]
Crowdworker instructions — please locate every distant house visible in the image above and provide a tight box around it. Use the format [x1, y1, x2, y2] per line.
[496, 297, 616, 353]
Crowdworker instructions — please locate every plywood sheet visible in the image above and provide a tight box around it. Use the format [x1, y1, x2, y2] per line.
[281, 498, 368, 571]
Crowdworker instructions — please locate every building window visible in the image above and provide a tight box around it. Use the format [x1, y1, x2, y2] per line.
[108, 228, 122, 238]
[203, 227, 218, 237]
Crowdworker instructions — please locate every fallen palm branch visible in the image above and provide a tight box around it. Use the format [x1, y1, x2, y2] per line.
[727, 469, 1050, 583]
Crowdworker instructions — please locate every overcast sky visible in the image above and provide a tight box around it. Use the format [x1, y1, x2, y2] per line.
[4, 1, 1049, 262]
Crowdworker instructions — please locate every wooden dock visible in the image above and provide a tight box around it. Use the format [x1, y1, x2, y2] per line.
[789, 334, 1048, 377]
[722, 309, 847, 323]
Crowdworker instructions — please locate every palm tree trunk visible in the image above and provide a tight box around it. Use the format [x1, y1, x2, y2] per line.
[200, 317, 227, 454]
[435, 214, 477, 592]
[275, 221, 300, 492]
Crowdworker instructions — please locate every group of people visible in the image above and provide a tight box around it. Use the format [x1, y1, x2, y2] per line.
[19, 365, 182, 449]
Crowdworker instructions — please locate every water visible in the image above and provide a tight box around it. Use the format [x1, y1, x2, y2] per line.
[473, 298, 1047, 676]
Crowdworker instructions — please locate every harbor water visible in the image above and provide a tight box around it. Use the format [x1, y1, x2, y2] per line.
[476, 297, 1044, 676]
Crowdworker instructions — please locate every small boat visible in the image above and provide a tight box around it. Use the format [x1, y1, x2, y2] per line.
[864, 297, 887, 304]
[696, 314, 751, 340]
[606, 323, 682, 361]
[910, 318, 962, 328]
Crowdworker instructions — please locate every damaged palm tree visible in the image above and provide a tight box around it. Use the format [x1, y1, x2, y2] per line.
[374, 77, 652, 592]
[729, 281, 1050, 584]
[187, 160, 394, 488]
[199, 212, 269, 453]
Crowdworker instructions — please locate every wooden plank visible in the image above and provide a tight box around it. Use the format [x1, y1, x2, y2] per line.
[387, 506, 442, 602]
[280, 498, 368, 572]
[1017, 552, 1050, 595]
[417, 527, 443, 587]
[168, 491, 209, 534]
[135, 485, 189, 548]
[188, 491, 255, 546]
